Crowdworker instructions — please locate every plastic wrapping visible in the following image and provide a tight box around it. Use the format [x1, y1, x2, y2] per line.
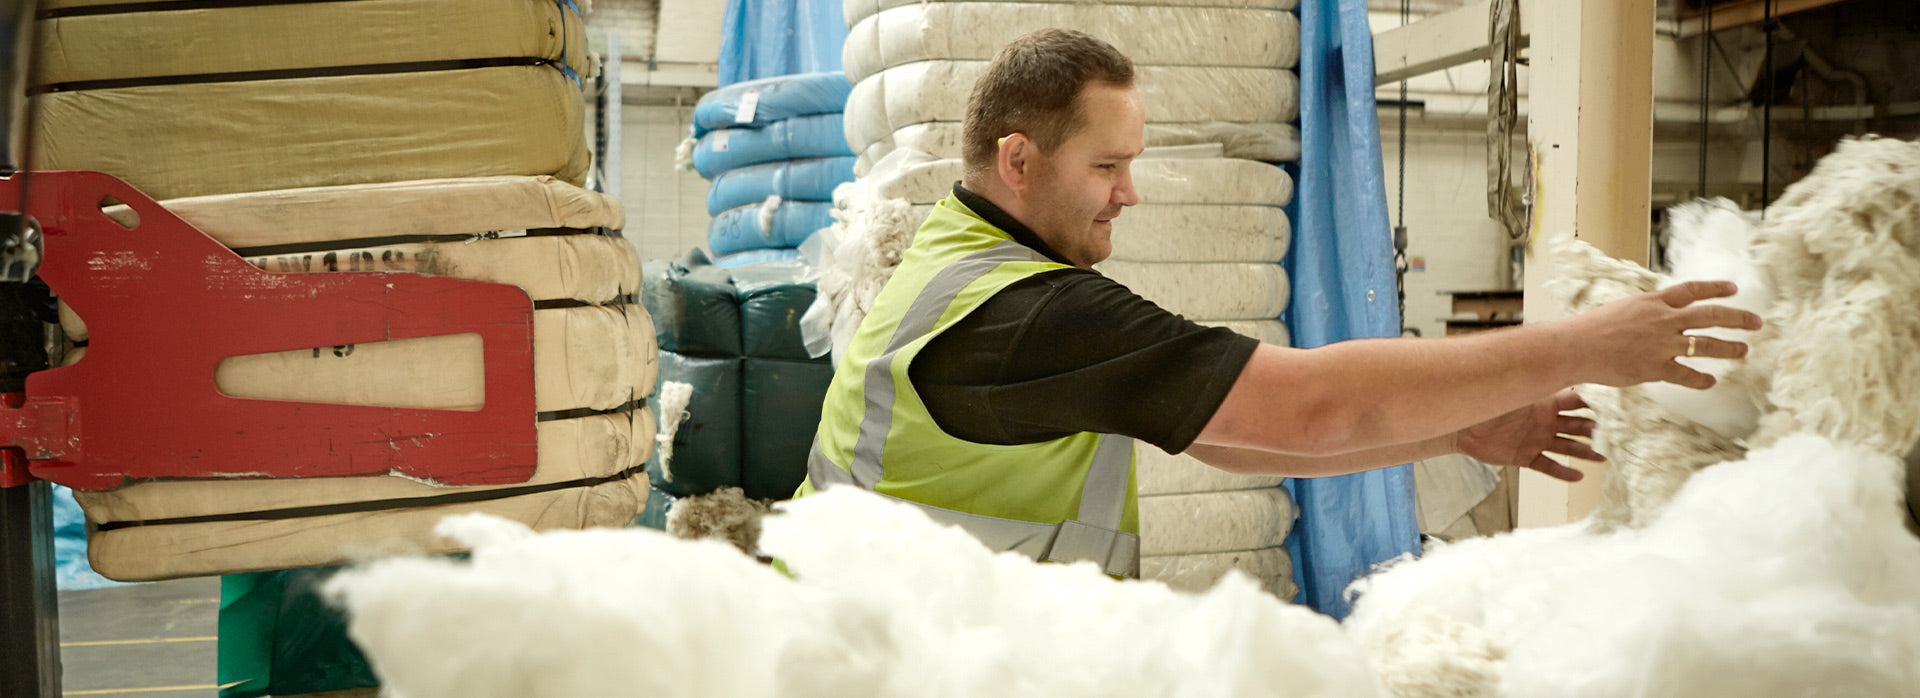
[33, 64, 588, 201]
[1136, 448, 1285, 496]
[1284, 0, 1419, 619]
[708, 199, 837, 256]
[717, 0, 848, 85]
[693, 113, 856, 178]
[716, 247, 805, 268]
[845, 61, 1298, 157]
[842, 0, 1301, 27]
[857, 121, 1301, 174]
[1139, 488, 1297, 556]
[34, 0, 587, 87]
[844, 4, 1298, 82]
[218, 567, 377, 698]
[870, 151, 1292, 207]
[647, 351, 745, 498]
[1100, 261, 1291, 320]
[641, 250, 744, 357]
[733, 261, 821, 360]
[693, 71, 853, 136]
[708, 156, 858, 214]
[740, 358, 836, 500]
[1141, 546, 1297, 600]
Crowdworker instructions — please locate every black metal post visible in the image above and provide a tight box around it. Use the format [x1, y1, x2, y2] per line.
[1, 0, 60, 695]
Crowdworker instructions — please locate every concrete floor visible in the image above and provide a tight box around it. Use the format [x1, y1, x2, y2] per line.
[57, 577, 219, 697]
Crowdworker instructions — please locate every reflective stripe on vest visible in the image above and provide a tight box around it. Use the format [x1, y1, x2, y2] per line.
[809, 240, 1141, 579]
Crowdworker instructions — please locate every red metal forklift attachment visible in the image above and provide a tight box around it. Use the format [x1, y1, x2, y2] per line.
[0, 171, 537, 490]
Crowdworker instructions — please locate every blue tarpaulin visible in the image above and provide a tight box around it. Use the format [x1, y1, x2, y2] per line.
[717, 0, 849, 86]
[1282, 0, 1421, 619]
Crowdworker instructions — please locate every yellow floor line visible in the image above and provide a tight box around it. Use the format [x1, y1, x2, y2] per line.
[64, 685, 217, 695]
[60, 636, 217, 648]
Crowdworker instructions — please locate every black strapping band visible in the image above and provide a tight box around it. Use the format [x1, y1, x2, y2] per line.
[93, 465, 646, 531]
[35, 57, 553, 94]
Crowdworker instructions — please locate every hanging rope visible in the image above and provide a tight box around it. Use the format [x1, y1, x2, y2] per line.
[1487, 0, 1526, 247]
[1761, 0, 1777, 212]
[1698, 1, 1713, 200]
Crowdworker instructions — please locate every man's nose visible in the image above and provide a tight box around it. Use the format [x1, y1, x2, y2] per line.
[1114, 170, 1140, 207]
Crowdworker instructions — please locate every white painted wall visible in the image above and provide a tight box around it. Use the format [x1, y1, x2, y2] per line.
[1378, 120, 1516, 339]
[615, 105, 713, 263]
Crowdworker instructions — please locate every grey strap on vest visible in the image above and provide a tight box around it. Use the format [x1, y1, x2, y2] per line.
[810, 240, 1141, 578]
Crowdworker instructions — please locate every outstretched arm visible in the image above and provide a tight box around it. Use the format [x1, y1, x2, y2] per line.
[1185, 389, 1598, 480]
[1191, 281, 1759, 461]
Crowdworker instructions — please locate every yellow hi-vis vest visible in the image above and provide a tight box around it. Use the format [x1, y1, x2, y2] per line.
[797, 193, 1141, 578]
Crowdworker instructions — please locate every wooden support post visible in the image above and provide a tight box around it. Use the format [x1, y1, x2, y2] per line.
[1519, 0, 1656, 528]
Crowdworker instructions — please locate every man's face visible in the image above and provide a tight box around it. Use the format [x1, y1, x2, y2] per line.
[1022, 83, 1144, 268]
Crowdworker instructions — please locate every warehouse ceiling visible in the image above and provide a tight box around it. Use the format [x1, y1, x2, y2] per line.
[584, 0, 725, 91]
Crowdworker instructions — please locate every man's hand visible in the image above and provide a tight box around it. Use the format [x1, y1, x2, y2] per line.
[1454, 389, 1598, 482]
[1559, 281, 1763, 389]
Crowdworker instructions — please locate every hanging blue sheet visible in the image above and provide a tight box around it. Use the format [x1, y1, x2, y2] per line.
[707, 156, 858, 215]
[717, 0, 849, 86]
[708, 200, 837, 256]
[694, 72, 853, 137]
[693, 114, 855, 179]
[1282, 0, 1420, 620]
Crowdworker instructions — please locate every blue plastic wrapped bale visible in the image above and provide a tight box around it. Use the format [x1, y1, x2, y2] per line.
[52, 484, 131, 591]
[706, 156, 857, 215]
[718, 0, 848, 85]
[693, 72, 852, 137]
[740, 357, 835, 501]
[731, 261, 818, 360]
[218, 568, 376, 698]
[641, 248, 742, 357]
[692, 113, 853, 178]
[715, 247, 803, 268]
[708, 200, 837, 257]
[647, 350, 744, 497]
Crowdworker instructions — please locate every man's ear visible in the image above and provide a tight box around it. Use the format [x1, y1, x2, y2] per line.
[997, 133, 1033, 193]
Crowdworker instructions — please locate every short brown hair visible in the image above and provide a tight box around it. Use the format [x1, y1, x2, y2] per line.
[961, 29, 1135, 178]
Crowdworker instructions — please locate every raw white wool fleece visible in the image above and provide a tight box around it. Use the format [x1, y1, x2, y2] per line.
[1344, 434, 1920, 698]
[324, 488, 1383, 698]
[1640, 198, 1774, 440]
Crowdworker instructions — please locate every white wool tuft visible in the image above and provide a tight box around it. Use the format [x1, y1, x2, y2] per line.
[798, 151, 924, 362]
[1345, 434, 1920, 697]
[673, 136, 697, 173]
[652, 381, 694, 481]
[758, 195, 782, 233]
[1642, 198, 1773, 439]
[327, 487, 1384, 698]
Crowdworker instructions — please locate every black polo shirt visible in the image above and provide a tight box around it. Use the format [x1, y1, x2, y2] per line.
[908, 185, 1262, 454]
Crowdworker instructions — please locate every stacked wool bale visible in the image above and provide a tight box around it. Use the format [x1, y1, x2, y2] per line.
[687, 72, 859, 267]
[31, 0, 659, 580]
[839, 0, 1302, 596]
[639, 251, 833, 525]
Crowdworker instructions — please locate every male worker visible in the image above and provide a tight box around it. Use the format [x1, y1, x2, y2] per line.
[800, 29, 1761, 578]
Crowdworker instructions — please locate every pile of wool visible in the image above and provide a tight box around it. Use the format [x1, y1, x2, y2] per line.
[797, 149, 923, 363]
[1344, 434, 1920, 697]
[325, 487, 1383, 698]
[1346, 136, 1920, 697]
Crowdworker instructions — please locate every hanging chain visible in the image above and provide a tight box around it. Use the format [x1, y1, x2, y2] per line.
[1394, 0, 1413, 335]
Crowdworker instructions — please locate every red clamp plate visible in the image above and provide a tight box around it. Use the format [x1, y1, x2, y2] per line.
[0, 171, 537, 490]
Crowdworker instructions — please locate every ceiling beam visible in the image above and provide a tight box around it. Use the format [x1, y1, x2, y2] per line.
[1672, 0, 1854, 37]
[1373, 0, 1537, 85]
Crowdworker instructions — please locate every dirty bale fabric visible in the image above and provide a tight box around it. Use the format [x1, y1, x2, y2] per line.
[34, 65, 589, 201]
[32, 0, 588, 87]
